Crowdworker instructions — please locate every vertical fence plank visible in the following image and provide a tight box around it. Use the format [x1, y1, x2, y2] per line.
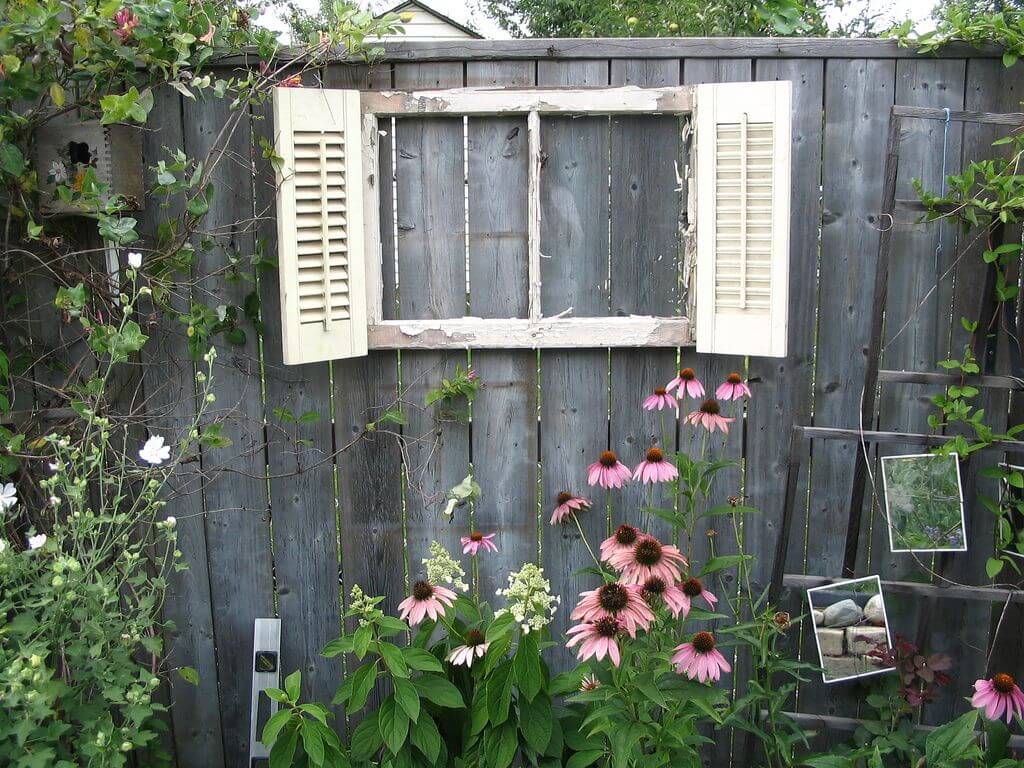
[867, 58, 966, 724]
[799, 58, 895, 744]
[254, 72, 343, 726]
[608, 59, 682, 545]
[393, 62, 470, 580]
[936, 58, 1023, 723]
[679, 59, 752, 768]
[137, 86, 225, 768]
[182, 88, 274, 768]
[737, 57, 825, 768]
[537, 59, 610, 672]
[327, 64, 407, 683]
[466, 60, 538, 599]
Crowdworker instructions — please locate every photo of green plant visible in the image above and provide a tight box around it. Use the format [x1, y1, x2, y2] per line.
[881, 453, 967, 553]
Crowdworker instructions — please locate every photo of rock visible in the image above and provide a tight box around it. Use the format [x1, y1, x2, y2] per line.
[881, 453, 967, 553]
[806, 576, 896, 684]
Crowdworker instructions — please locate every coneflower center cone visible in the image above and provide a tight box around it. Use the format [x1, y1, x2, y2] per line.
[642, 577, 666, 595]
[994, 672, 1016, 693]
[679, 368, 696, 380]
[692, 631, 716, 653]
[614, 524, 638, 545]
[594, 617, 620, 637]
[556, 491, 573, 504]
[412, 581, 434, 600]
[727, 372, 742, 384]
[597, 583, 630, 611]
[645, 447, 664, 463]
[699, 399, 721, 415]
[599, 450, 619, 467]
[465, 629, 486, 646]
[470, 531, 483, 542]
[682, 578, 703, 597]
[634, 538, 663, 566]
[654, 386, 667, 396]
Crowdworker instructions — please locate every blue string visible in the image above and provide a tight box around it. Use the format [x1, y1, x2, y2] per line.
[935, 107, 952, 273]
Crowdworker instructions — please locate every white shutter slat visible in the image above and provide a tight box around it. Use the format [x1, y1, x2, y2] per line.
[695, 81, 791, 358]
[274, 87, 368, 365]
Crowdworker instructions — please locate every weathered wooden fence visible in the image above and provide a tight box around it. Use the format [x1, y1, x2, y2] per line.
[39, 37, 1024, 768]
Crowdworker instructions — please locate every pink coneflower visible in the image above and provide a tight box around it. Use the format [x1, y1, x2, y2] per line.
[672, 631, 731, 683]
[460, 531, 497, 556]
[600, 524, 640, 562]
[397, 580, 457, 626]
[587, 450, 631, 489]
[678, 577, 718, 617]
[666, 367, 705, 399]
[640, 576, 688, 618]
[551, 491, 591, 525]
[113, 8, 140, 41]
[609, 535, 688, 585]
[447, 629, 489, 667]
[643, 387, 677, 411]
[685, 399, 735, 434]
[566, 617, 623, 667]
[579, 674, 601, 692]
[716, 373, 752, 401]
[571, 582, 654, 637]
[632, 447, 679, 484]
[972, 673, 1024, 723]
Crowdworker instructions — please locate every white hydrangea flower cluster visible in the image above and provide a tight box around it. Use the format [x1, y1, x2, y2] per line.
[347, 584, 386, 626]
[495, 563, 559, 634]
[423, 541, 468, 593]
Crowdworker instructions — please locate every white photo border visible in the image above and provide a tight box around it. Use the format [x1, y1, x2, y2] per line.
[806, 575, 897, 685]
[880, 452, 967, 554]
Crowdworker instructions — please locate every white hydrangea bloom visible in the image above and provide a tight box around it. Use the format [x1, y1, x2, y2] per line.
[422, 541, 469, 593]
[496, 563, 557, 634]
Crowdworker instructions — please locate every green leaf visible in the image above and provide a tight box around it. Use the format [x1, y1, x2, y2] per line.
[986, 557, 1004, 579]
[378, 697, 410, 755]
[519, 694, 553, 753]
[698, 554, 750, 576]
[926, 711, 980, 766]
[178, 666, 200, 685]
[487, 662, 514, 724]
[0, 143, 26, 177]
[403, 646, 443, 672]
[301, 719, 326, 766]
[349, 711, 382, 762]
[269, 725, 299, 768]
[513, 632, 543, 701]
[393, 676, 420, 723]
[261, 709, 294, 748]
[490, 723, 518, 768]
[353, 624, 373, 658]
[414, 674, 464, 709]
[284, 670, 301, 703]
[410, 713, 441, 762]
[348, 662, 378, 712]
[379, 642, 409, 678]
[800, 757, 853, 768]
[566, 749, 605, 768]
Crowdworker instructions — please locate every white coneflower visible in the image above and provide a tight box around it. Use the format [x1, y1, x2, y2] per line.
[447, 629, 489, 668]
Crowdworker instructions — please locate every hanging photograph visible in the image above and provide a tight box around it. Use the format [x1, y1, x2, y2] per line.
[881, 453, 967, 553]
[806, 576, 896, 684]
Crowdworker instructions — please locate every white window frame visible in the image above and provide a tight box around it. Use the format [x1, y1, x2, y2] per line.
[358, 86, 697, 350]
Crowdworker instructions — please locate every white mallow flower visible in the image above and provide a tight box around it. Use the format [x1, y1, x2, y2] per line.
[50, 160, 68, 183]
[0, 539, 6, 553]
[0, 483, 17, 511]
[28, 534, 47, 550]
[48, 462, 62, 472]
[49, 496, 61, 507]
[139, 435, 171, 465]
[127, 251, 142, 269]
[165, 516, 176, 529]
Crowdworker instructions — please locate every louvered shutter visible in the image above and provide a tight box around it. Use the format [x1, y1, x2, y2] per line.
[274, 87, 368, 365]
[694, 81, 791, 358]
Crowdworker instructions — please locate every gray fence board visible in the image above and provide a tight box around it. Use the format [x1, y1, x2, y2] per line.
[608, 58, 681, 545]
[799, 58, 895, 744]
[393, 62, 471, 579]
[466, 60, 538, 600]
[254, 70, 344, 727]
[537, 59, 611, 672]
